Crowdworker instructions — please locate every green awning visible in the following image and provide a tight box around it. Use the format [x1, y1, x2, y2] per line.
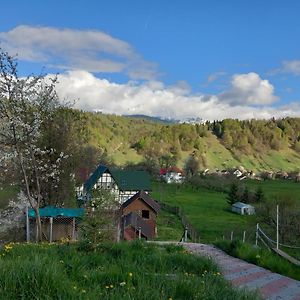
[28, 206, 84, 218]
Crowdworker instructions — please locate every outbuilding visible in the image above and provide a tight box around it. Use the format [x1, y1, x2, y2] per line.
[231, 202, 255, 215]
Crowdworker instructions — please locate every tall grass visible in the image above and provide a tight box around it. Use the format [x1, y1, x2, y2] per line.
[0, 241, 260, 299]
[215, 240, 300, 281]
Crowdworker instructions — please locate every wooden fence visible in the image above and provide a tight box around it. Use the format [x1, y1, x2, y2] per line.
[157, 201, 201, 242]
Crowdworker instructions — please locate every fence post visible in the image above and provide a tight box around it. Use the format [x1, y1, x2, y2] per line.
[35, 219, 39, 242]
[72, 218, 76, 240]
[243, 231, 246, 243]
[255, 223, 259, 246]
[184, 226, 188, 242]
[26, 206, 30, 242]
[230, 231, 233, 241]
[138, 226, 141, 240]
[49, 217, 53, 243]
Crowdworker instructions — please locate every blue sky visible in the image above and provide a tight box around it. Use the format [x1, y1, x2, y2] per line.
[1, 0, 300, 120]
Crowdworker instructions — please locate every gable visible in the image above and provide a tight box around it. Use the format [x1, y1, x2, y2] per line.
[84, 165, 109, 192]
[122, 191, 160, 213]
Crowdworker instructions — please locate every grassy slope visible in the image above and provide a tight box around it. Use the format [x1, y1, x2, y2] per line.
[0, 242, 259, 300]
[152, 180, 300, 243]
[152, 182, 255, 243]
[155, 209, 184, 241]
[83, 113, 300, 172]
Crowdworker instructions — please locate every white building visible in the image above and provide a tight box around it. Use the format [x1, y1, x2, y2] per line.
[231, 202, 255, 215]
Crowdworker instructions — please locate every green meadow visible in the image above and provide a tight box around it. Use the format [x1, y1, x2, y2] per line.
[0, 241, 259, 300]
[153, 179, 300, 243]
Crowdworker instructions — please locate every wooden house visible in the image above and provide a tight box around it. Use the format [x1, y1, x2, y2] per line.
[121, 191, 160, 240]
[78, 165, 151, 204]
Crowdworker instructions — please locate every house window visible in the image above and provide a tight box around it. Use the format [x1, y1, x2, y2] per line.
[142, 210, 150, 219]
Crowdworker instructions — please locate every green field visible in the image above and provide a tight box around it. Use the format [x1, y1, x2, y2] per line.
[152, 179, 300, 243]
[152, 182, 255, 243]
[0, 241, 259, 300]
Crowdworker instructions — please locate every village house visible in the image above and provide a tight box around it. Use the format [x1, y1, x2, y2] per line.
[77, 164, 151, 204]
[121, 190, 160, 240]
[160, 166, 184, 184]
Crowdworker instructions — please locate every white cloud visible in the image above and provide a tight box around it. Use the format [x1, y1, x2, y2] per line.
[281, 60, 300, 75]
[0, 25, 158, 79]
[53, 70, 299, 120]
[219, 72, 278, 105]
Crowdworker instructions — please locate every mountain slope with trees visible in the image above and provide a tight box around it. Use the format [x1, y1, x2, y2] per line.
[52, 111, 300, 176]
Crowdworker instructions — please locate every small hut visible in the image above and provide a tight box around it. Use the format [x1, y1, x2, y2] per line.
[27, 206, 84, 242]
[121, 191, 160, 240]
[231, 202, 255, 215]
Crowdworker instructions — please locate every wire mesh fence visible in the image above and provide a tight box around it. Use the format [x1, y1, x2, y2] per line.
[27, 217, 80, 242]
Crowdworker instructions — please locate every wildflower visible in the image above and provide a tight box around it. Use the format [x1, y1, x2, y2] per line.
[83, 274, 88, 278]
[256, 254, 261, 259]
[105, 286, 110, 289]
[110, 284, 114, 288]
[73, 286, 77, 290]
[81, 290, 86, 293]
[169, 298, 173, 300]
[128, 272, 133, 277]
[59, 260, 64, 263]
[184, 272, 188, 276]
[217, 272, 221, 276]
[120, 282, 126, 286]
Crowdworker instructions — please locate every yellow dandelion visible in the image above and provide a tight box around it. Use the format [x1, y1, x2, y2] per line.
[110, 284, 114, 288]
[128, 272, 133, 277]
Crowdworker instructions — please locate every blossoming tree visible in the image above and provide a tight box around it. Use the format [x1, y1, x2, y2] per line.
[0, 50, 67, 241]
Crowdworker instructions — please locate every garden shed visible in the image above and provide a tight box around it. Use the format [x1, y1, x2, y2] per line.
[231, 202, 255, 215]
[26, 206, 84, 242]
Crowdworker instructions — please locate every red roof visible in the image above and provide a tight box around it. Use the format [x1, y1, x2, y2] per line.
[159, 166, 184, 175]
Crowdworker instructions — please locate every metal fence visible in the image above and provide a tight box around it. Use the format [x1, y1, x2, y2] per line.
[26, 216, 79, 242]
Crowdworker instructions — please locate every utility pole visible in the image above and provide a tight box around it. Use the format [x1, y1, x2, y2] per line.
[276, 205, 279, 250]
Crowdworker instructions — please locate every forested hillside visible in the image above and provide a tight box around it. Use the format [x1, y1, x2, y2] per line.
[45, 110, 300, 178]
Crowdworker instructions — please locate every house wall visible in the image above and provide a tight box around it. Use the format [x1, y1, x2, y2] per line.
[122, 198, 157, 236]
[95, 172, 140, 204]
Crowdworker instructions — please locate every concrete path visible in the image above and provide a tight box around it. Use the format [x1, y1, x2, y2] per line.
[183, 243, 300, 300]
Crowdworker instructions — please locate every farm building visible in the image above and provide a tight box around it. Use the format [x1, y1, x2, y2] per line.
[77, 165, 151, 204]
[231, 202, 255, 215]
[121, 191, 160, 240]
[27, 206, 84, 242]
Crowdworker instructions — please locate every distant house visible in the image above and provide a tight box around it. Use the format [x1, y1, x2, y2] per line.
[231, 202, 255, 215]
[121, 191, 160, 240]
[78, 165, 151, 204]
[160, 166, 184, 184]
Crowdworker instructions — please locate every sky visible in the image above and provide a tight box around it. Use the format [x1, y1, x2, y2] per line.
[1, 0, 300, 120]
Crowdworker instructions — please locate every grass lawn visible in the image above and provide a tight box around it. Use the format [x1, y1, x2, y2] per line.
[0, 241, 260, 300]
[244, 179, 300, 200]
[155, 209, 184, 241]
[152, 179, 300, 243]
[0, 185, 19, 210]
[152, 182, 255, 243]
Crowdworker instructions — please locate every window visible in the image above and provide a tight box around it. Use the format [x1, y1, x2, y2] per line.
[142, 210, 150, 219]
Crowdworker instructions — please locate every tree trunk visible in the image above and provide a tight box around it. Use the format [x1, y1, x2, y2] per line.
[34, 206, 43, 242]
